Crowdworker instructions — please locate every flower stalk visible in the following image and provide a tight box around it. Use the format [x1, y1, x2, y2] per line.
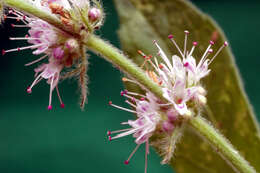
[2, 1, 256, 173]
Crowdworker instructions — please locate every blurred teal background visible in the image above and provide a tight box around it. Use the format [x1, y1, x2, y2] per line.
[0, 1, 259, 173]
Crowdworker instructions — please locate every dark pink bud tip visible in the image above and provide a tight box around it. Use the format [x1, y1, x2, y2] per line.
[168, 34, 173, 39]
[11, 24, 15, 28]
[184, 62, 189, 67]
[124, 160, 129, 165]
[224, 41, 228, 47]
[193, 42, 198, 46]
[108, 136, 112, 141]
[107, 131, 111, 136]
[209, 40, 215, 45]
[2, 49, 6, 56]
[184, 30, 189, 34]
[47, 105, 53, 110]
[109, 101, 112, 105]
[60, 103, 65, 108]
[120, 91, 124, 96]
[26, 87, 32, 94]
[140, 97, 145, 101]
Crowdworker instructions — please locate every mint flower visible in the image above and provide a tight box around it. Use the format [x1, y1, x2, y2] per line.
[1, 0, 104, 109]
[142, 31, 228, 116]
[108, 91, 162, 173]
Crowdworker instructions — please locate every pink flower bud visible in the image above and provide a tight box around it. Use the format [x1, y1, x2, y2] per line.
[53, 47, 64, 60]
[88, 8, 101, 22]
[162, 121, 174, 133]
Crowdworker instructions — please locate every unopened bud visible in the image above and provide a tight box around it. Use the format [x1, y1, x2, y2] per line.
[198, 95, 207, 105]
[162, 121, 174, 133]
[184, 109, 193, 117]
[198, 86, 206, 95]
[88, 8, 101, 22]
[65, 39, 79, 52]
[53, 47, 64, 60]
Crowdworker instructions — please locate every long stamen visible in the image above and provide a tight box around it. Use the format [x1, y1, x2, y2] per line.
[124, 144, 141, 165]
[56, 86, 65, 108]
[27, 72, 44, 93]
[209, 41, 228, 65]
[125, 100, 136, 108]
[184, 30, 189, 58]
[11, 24, 29, 28]
[25, 55, 48, 66]
[153, 41, 173, 70]
[188, 41, 198, 57]
[198, 41, 214, 67]
[107, 128, 133, 136]
[109, 101, 137, 113]
[2, 44, 44, 55]
[9, 37, 42, 41]
[168, 34, 185, 58]
[48, 77, 55, 110]
[125, 91, 146, 98]
[123, 94, 137, 102]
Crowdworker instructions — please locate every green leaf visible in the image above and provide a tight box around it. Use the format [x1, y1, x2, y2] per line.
[113, 0, 260, 172]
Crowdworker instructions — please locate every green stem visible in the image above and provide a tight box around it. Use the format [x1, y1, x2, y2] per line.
[189, 116, 256, 173]
[3, 1, 257, 173]
[85, 35, 165, 101]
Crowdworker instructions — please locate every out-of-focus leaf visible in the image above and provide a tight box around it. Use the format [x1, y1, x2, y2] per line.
[113, 0, 260, 172]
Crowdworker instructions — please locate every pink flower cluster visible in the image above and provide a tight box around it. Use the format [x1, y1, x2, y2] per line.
[150, 31, 227, 116]
[2, 0, 103, 109]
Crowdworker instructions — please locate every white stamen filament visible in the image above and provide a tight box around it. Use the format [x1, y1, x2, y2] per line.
[123, 94, 136, 102]
[198, 44, 212, 68]
[127, 144, 141, 162]
[110, 128, 133, 135]
[56, 86, 63, 105]
[110, 104, 137, 114]
[10, 37, 42, 41]
[169, 38, 185, 58]
[125, 100, 137, 108]
[209, 44, 226, 65]
[184, 32, 188, 57]
[154, 42, 173, 70]
[25, 55, 48, 66]
[188, 46, 196, 57]
[11, 24, 29, 27]
[126, 91, 146, 98]
[29, 72, 44, 90]
[49, 77, 54, 106]
[4, 44, 44, 53]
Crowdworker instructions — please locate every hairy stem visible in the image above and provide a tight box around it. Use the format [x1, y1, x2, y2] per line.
[3, 1, 256, 173]
[85, 35, 165, 101]
[189, 116, 256, 173]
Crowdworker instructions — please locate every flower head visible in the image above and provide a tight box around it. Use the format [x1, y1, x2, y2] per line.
[108, 90, 163, 173]
[1, 0, 104, 109]
[139, 31, 228, 116]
